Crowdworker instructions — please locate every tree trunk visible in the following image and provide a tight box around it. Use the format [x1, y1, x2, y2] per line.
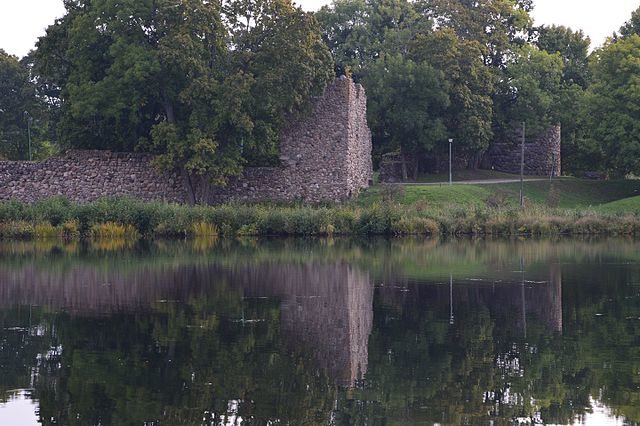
[400, 149, 408, 181]
[183, 170, 196, 205]
[162, 92, 176, 124]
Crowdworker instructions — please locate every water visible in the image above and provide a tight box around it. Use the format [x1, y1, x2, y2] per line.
[0, 238, 639, 425]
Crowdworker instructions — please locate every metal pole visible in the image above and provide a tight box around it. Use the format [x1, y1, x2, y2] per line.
[520, 255, 527, 338]
[449, 272, 454, 325]
[519, 122, 525, 207]
[448, 138, 453, 186]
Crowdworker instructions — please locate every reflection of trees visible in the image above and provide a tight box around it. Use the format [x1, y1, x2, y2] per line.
[334, 259, 640, 425]
[0, 261, 374, 425]
[6, 284, 338, 425]
[1, 238, 640, 424]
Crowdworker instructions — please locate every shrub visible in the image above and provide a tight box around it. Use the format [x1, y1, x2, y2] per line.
[0, 221, 34, 239]
[60, 220, 80, 240]
[89, 222, 137, 239]
[190, 221, 219, 237]
[34, 222, 58, 238]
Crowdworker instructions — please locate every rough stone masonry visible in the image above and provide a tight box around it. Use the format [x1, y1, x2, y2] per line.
[0, 77, 374, 204]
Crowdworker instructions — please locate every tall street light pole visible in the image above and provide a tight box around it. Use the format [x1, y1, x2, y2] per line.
[448, 138, 453, 186]
[519, 122, 525, 208]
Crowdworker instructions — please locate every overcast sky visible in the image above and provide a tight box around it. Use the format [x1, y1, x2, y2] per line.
[1, 0, 639, 58]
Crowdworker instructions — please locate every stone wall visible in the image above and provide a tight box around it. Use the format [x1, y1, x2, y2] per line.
[198, 76, 373, 203]
[481, 125, 561, 176]
[0, 77, 373, 204]
[0, 150, 188, 203]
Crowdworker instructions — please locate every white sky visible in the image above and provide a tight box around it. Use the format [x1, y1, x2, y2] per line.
[0, 0, 639, 58]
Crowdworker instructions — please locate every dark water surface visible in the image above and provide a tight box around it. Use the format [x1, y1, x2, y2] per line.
[0, 238, 639, 425]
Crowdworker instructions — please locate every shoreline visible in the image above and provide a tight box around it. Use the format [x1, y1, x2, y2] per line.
[0, 197, 638, 241]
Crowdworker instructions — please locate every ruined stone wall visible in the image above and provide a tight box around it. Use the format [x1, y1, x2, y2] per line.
[0, 150, 188, 203]
[481, 125, 561, 176]
[0, 77, 373, 204]
[199, 76, 373, 203]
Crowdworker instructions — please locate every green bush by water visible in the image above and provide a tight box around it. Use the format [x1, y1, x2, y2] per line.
[0, 196, 639, 240]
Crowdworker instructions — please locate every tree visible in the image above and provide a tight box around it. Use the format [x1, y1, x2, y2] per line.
[363, 54, 449, 177]
[493, 46, 564, 140]
[618, 6, 640, 38]
[0, 50, 49, 160]
[409, 29, 495, 168]
[534, 25, 590, 173]
[536, 25, 590, 89]
[34, 0, 333, 194]
[419, 0, 534, 68]
[581, 35, 640, 176]
[316, 0, 422, 78]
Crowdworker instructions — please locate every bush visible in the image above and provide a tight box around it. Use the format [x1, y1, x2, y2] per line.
[0, 221, 34, 239]
[90, 222, 138, 239]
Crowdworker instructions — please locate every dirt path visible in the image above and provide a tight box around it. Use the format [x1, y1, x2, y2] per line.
[396, 178, 550, 186]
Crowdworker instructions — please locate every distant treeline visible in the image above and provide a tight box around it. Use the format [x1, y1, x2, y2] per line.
[1, 0, 639, 178]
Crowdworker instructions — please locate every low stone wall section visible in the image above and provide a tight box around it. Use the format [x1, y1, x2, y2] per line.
[482, 125, 561, 176]
[0, 150, 188, 203]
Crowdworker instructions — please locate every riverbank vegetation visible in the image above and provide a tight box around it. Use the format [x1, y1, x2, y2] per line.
[1, 178, 639, 240]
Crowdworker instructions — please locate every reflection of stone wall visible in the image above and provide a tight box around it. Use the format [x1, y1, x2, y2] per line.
[481, 125, 561, 177]
[378, 265, 563, 335]
[0, 77, 373, 204]
[230, 263, 374, 387]
[0, 260, 374, 387]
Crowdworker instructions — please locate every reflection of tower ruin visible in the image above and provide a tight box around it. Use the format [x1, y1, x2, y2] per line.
[237, 263, 374, 387]
[279, 265, 373, 387]
[527, 263, 563, 333]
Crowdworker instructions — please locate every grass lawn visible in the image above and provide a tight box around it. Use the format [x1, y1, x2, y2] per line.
[414, 169, 521, 183]
[598, 196, 640, 214]
[357, 178, 640, 210]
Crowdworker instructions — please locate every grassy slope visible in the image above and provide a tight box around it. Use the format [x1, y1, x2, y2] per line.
[358, 179, 640, 210]
[598, 196, 640, 214]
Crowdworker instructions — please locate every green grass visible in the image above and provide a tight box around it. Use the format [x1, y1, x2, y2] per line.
[598, 196, 640, 214]
[415, 169, 524, 183]
[358, 179, 640, 210]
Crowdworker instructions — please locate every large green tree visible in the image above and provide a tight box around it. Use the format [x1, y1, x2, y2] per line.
[364, 53, 450, 177]
[534, 25, 590, 173]
[493, 46, 564, 141]
[409, 29, 495, 168]
[0, 50, 51, 160]
[34, 0, 333, 191]
[581, 35, 640, 176]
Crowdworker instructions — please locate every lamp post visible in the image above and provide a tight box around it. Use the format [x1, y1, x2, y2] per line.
[519, 122, 525, 208]
[448, 138, 453, 185]
[24, 111, 33, 161]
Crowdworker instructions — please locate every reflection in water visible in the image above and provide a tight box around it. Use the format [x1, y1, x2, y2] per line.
[0, 238, 639, 425]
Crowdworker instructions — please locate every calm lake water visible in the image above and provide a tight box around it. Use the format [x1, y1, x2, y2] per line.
[0, 237, 639, 425]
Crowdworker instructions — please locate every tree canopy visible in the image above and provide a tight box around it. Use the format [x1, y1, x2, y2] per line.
[32, 0, 333, 185]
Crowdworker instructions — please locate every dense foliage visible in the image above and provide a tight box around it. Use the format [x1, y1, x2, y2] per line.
[30, 0, 333, 183]
[316, 0, 640, 176]
[2, 1, 640, 178]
